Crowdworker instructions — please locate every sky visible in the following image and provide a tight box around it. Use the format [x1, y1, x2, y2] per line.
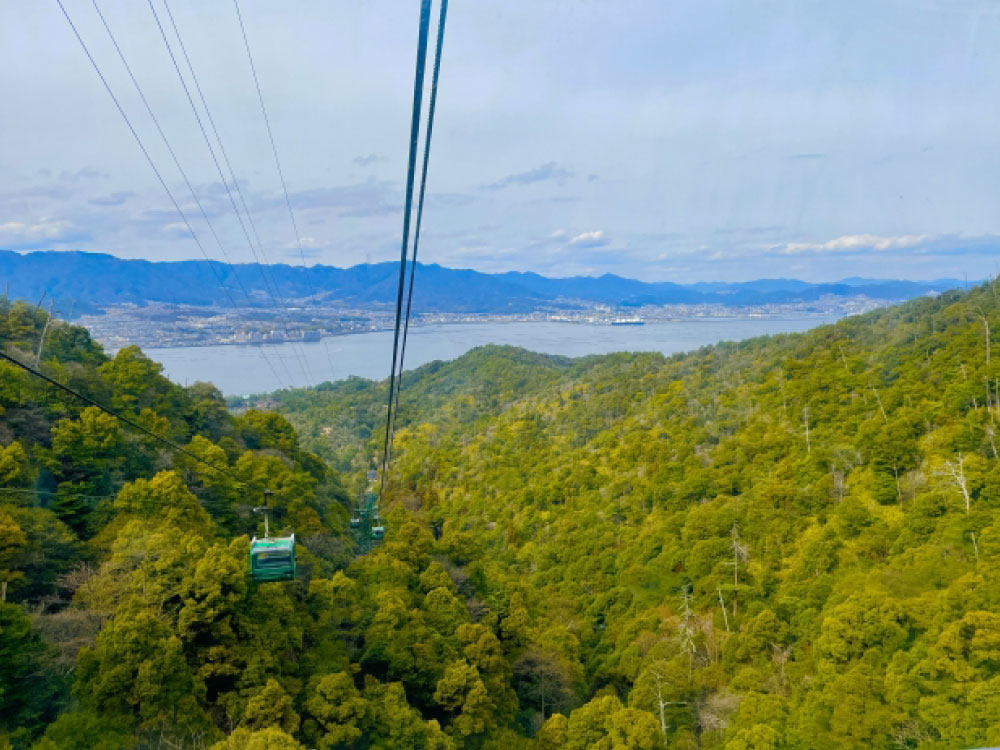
[3, 0, 1000, 282]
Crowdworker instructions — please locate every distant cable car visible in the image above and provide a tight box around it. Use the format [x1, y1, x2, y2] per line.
[353, 478, 386, 551]
[250, 491, 296, 582]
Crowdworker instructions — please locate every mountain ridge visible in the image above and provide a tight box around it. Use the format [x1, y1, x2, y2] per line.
[0, 249, 966, 315]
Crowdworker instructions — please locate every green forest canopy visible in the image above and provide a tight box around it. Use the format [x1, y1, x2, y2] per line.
[3, 281, 1000, 749]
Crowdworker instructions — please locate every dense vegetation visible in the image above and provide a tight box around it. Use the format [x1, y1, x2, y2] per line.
[269, 282, 1000, 749]
[3, 280, 1000, 749]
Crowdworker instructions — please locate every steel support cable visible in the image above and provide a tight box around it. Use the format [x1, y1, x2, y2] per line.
[379, 0, 433, 503]
[160, 0, 296, 328]
[0, 350, 255, 488]
[0, 487, 120, 501]
[391, 0, 449, 440]
[57, 0, 287, 392]
[233, 0, 335, 386]
[89, 0, 293, 389]
[158, 0, 316, 386]
[145, 0, 313, 387]
[232, 2, 322, 305]
[159, 0, 318, 389]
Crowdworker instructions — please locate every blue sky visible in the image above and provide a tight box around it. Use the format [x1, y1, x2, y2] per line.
[2, 0, 1000, 281]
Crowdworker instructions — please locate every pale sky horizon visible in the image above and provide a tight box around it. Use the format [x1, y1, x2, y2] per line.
[3, 0, 1000, 283]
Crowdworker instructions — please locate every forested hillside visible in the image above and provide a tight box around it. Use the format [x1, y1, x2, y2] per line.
[0, 300, 452, 750]
[5, 282, 1000, 749]
[267, 281, 1000, 749]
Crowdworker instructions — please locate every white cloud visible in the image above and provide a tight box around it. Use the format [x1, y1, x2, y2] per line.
[0, 217, 73, 240]
[783, 233, 928, 254]
[569, 230, 609, 248]
[160, 222, 189, 236]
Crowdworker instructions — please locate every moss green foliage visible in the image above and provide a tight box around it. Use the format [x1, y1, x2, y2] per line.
[268, 282, 1000, 749]
[4, 282, 1000, 749]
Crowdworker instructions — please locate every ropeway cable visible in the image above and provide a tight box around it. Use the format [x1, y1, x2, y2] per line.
[390, 0, 449, 443]
[57, 0, 288, 392]
[0, 349, 255, 488]
[232, 0, 338, 385]
[160, 0, 305, 345]
[145, 0, 314, 387]
[91, 0, 295, 387]
[379, 0, 434, 503]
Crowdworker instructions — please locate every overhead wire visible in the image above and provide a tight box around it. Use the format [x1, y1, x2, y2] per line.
[232, 0, 313, 291]
[57, 0, 288, 392]
[0, 487, 119, 501]
[57, 0, 448, 514]
[232, 0, 339, 385]
[391, 0, 449, 440]
[379, 0, 434, 503]
[0, 349, 255, 488]
[144, 0, 314, 386]
[160, 0, 310, 366]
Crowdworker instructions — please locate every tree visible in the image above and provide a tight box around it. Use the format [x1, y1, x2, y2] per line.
[46, 407, 125, 532]
[113, 470, 213, 533]
[434, 660, 493, 738]
[535, 713, 568, 750]
[30, 711, 133, 750]
[239, 411, 300, 455]
[725, 724, 782, 750]
[0, 509, 27, 596]
[184, 382, 231, 440]
[0, 602, 61, 741]
[723, 693, 788, 750]
[933, 453, 986, 514]
[76, 609, 208, 735]
[2, 506, 78, 603]
[423, 586, 468, 636]
[244, 679, 300, 734]
[631, 658, 692, 740]
[500, 592, 531, 649]
[0, 442, 30, 496]
[565, 693, 660, 750]
[210, 728, 304, 750]
[98, 346, 181, 418]
[363, 681, 456, 750]
[512, 647, 575, 720]
[910, 611, 1000, 748]
[303, 672, 367, 749]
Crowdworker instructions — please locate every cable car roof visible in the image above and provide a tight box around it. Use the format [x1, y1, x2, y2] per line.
[251, 535, 294, 551]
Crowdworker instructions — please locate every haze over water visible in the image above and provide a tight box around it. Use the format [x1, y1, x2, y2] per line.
[145, 316, 840, 395]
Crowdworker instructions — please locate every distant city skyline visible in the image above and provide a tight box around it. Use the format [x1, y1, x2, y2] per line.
[3, 1, 1000, 282]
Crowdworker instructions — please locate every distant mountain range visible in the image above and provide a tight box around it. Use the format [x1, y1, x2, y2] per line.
[0, 249, 967, 316]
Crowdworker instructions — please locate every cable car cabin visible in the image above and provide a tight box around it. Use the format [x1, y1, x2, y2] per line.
[371, 525, 385, 542]
[250, 534, 296, 582]
[350, 516, 361, 530]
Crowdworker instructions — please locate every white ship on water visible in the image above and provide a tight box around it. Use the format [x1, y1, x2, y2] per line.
[610, 316, 644, 326]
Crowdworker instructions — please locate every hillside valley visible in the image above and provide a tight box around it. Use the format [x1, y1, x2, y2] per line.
[1, 282, 999, 749]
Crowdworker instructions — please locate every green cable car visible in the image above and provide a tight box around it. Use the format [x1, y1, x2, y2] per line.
[352, 481, 386, 553]
[249, 491, 296, 582]
[250, 534, 296, 582]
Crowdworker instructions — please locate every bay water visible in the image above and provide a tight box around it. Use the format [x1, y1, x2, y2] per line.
[144, 317, 840, 396]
